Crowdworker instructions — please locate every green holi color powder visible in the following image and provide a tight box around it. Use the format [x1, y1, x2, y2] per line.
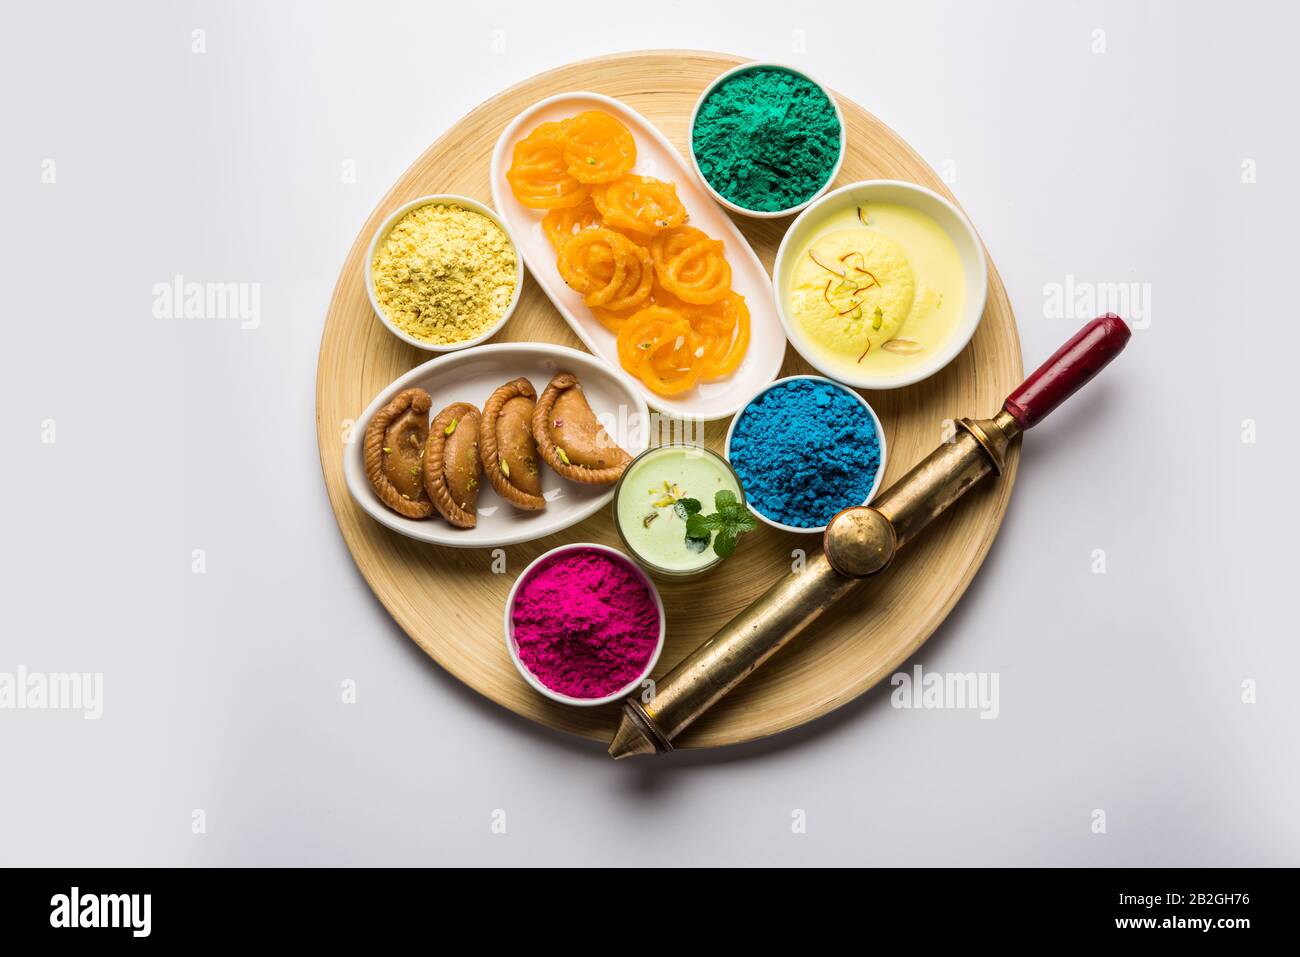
[692, 66, 841, 213]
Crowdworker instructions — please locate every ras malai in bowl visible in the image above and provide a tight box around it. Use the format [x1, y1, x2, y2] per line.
[773, 180, 988, 389]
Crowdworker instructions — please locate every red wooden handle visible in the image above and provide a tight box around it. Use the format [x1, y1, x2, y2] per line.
[1003, 314, 1131, 429]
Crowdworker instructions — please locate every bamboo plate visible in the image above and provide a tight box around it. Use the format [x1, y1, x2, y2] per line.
[315, 50, 1023, 751]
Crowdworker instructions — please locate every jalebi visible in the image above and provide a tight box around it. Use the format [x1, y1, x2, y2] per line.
[505, 121, 589, 209]
[616, 306, 703, 396]
[561, 111, 636, 184]
[659, 237, 731, 304]
[592, 176, 686, 235]
[508, 110, 752, 396]
[687, 292, 750, 380]
[541, 199, 602, 251]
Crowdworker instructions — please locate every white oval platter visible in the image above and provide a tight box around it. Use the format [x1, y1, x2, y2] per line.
[489, 91, 785, 421]
[344, 343, 650, 548]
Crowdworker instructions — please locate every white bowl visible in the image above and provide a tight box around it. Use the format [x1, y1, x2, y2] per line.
[489, 91, 785, 420]
[723, 375, 887, 534]
[610, 445, 748, 578]
[688, 62, 846, 220]
[342, 343, 650, 548]
[365, 194, 524, 352]
[504, 543, 666, 707]
[772, 180, 989, 389]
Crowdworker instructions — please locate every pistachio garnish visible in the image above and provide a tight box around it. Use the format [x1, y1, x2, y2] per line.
[499, 459, 510, 477]
[652, 480, 687, 509]
[642, 511, 658, 528]
[444, 417, 458, 436]
[555, 447, 571, 466]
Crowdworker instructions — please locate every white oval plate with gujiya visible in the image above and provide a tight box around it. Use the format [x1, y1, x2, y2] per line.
[344, 343, 649, 548]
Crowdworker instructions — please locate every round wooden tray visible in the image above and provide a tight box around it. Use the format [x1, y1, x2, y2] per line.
[315, 50, 1023, 751]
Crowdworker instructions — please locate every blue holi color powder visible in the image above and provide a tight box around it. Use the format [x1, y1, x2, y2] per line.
[728, 379, 881, 528]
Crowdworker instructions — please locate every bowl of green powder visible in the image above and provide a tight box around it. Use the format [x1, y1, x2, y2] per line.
[690, 62, 845, 219]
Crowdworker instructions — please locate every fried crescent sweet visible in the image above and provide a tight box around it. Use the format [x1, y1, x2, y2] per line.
[424, 402, 482, 529]
[531, 373, 631, 485]
[479, 378, 546, 511]
[363, 388, 435, 519]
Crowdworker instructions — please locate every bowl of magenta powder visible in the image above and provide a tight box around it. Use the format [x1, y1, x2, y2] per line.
[725, 376, 886, 533]
[690, 62, 845, 218]
[505, 544, 665, 706]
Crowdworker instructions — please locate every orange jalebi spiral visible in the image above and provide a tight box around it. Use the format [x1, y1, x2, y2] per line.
[659, 237, 731, 304]
[650, 226, 710, 279]
[688, 292, 750, 380]
[593, 273, 678, 332]
[561, 111, 636, 184]
[592, 175, 687, 235]
[616, 306, 703, 396]
[505, 121, 589, 209]
[556, 227, 655, 312]
[600, 240, 654, 313]
[541, 199, 602, 251]
[557, 228, 629, 307]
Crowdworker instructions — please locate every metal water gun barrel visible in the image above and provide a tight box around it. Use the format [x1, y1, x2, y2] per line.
[609, 315, 1132, 758]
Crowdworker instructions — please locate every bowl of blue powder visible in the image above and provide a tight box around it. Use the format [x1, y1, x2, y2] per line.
[725, 376, 886, 533]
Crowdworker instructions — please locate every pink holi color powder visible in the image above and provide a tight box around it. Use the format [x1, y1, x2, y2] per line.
[511, 548, 660, 699]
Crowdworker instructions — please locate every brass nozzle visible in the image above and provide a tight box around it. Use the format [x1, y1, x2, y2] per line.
[609, 699, 672, 759]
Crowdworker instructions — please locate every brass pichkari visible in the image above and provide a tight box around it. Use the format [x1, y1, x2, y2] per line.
[609, 314, 1132, 759]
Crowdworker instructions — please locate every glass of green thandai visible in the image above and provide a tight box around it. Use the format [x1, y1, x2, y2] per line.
[613, 446, 746, 576]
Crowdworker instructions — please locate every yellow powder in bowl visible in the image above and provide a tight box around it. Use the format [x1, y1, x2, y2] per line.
[371, 203, 518, 345]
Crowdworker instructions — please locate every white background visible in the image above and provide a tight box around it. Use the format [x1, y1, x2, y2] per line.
[3, 0, 1297, 866]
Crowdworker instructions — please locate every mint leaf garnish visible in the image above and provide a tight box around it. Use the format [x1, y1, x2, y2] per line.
[685, 513, 712, 539]
[713, 529, 738, 558]
[679, 490, 757, 561]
